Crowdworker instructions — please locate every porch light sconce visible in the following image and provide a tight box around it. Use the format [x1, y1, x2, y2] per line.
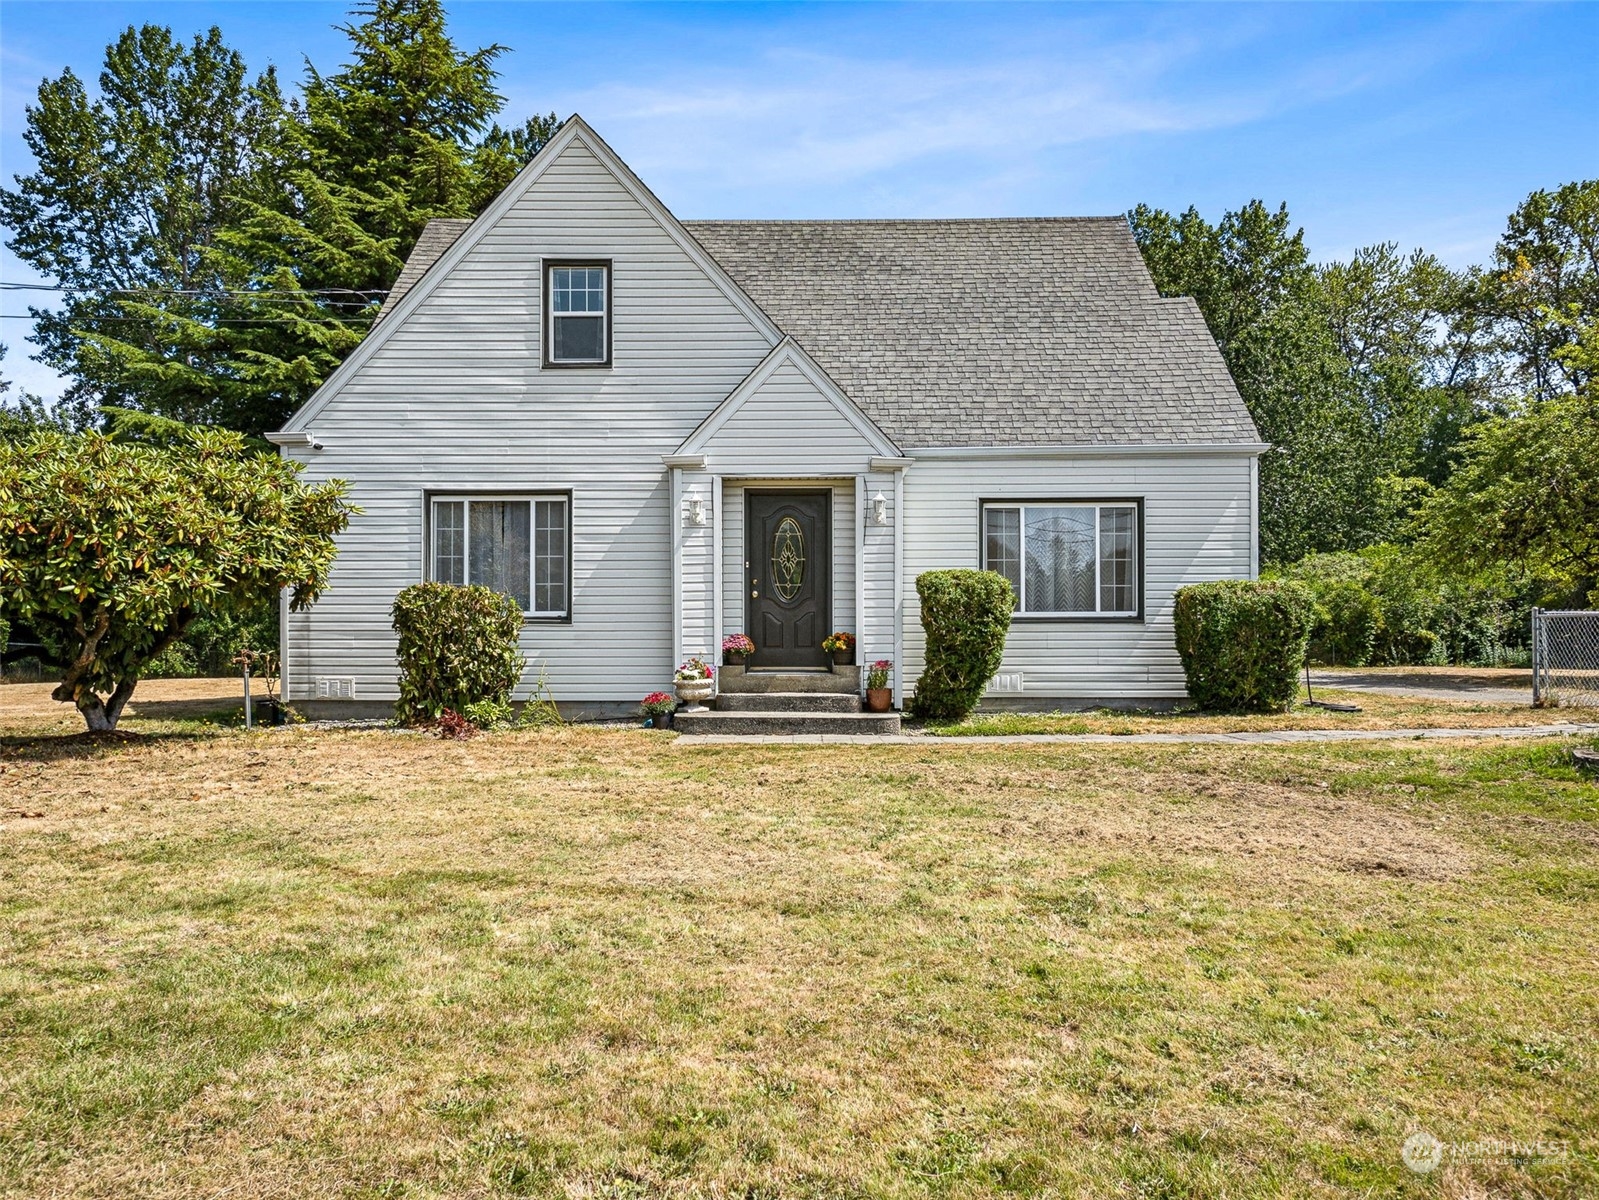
[686, 497, 707, 526]
[870, 491, 889, 526]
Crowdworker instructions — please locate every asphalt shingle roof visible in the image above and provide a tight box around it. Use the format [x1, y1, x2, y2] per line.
[375, 214, 1259, 448]
[374, 218, 473, 324]
[683, 218, 1258, 448]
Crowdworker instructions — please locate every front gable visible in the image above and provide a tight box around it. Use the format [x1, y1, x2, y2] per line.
[675, 338, 901, 476]
[279, 116, 780, 437]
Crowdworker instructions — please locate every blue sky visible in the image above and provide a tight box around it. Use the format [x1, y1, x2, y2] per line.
[3, 1, 1597, 400]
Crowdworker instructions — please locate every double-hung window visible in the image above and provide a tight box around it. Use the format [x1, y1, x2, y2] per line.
[545, 261, 609, 365]
[431, 495, 570, 618]
[982, 501, 1140, 617]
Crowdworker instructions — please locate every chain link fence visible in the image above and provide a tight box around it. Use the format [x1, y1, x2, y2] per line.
[1532, 609, 1599, 708]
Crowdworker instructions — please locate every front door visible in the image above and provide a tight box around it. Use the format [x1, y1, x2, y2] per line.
[746, 490, 831, 669]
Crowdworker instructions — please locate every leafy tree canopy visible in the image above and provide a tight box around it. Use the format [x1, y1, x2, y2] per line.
[1415, 315, 1599, 603]
[1493, 178, 1599, 401]
[1130, 202, 1496, 564]
[0, 343, 66, 444]
[0, 428, 354, 730]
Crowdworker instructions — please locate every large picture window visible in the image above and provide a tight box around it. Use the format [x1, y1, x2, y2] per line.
[431, 495, 569, 618]
[544, 261, 610, 366]
[981, 502, 1139, 617]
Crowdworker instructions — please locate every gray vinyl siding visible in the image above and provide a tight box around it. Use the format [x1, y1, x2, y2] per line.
[698, 360, 889, 477]
[900, 454, 1255, 701]
[283, 136, 774, 702]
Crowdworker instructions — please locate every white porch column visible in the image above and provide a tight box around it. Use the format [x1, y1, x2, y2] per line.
[675, 469, 717, 668]
[860, 462, 908, 707]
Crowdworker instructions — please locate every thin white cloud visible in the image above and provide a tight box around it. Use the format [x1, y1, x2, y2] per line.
[502, 3, 1516, 220]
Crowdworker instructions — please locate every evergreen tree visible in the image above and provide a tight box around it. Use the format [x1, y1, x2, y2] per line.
[0, 26, 287, 430]
[301, 0, 558, 258]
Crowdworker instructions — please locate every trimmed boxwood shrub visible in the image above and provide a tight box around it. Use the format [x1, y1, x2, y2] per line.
[908, 569, 1014, 720]
[392, 582, 525, 725]
[1173, 579, 1315, 713]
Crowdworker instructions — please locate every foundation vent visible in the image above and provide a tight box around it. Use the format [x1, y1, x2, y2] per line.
[315, 677, 356, 699]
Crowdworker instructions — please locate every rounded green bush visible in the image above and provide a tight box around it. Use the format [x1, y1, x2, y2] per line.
[1173, 579, 1315, 713]
[392, 582, 525, 725]
[909, 569, 1014, 721]
[1309, 581, 1380, 667]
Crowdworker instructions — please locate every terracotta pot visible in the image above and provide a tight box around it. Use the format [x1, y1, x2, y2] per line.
[865, 687, 892, 712]
[832, 649, 854, 667]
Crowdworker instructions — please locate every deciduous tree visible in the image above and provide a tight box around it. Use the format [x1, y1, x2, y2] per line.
[0, 429, 353, 731]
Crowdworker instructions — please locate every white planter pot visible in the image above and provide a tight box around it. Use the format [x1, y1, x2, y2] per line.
[674, 677, 715, 711]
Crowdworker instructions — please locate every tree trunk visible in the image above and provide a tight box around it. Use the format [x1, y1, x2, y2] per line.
[61, 678, 138, 732]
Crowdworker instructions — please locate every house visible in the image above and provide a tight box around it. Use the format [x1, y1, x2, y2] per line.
[268, 115, 1264, 729]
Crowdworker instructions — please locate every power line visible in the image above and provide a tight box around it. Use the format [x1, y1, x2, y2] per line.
[1, 313, 376, 324]
[0, 282, 389, 299]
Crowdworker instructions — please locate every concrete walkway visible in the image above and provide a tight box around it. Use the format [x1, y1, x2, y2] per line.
[677, 722, 1599, 746]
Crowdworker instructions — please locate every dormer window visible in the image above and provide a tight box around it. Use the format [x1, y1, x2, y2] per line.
[544, 261, 610, 366]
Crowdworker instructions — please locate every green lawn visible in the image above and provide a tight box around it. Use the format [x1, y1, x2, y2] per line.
[1, 696, 1596, 1197]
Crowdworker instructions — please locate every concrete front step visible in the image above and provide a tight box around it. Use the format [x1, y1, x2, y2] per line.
[719, 665, 860, 695]
[674, 709, 901, 736]
[717, 691, 861, 713]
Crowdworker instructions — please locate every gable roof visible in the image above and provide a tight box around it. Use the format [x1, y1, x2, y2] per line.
[278, 115, 780, 434]
[682, 218, 1258, 448]
[285, 116, 1259, 450]
[677, 336, 900, 458]
[364, 212, 1260, 449]
[373, 218, 472, 324]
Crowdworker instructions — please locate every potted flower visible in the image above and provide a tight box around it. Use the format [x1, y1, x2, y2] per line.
[822, 631, 855, 666]
[865, 659, 893, 712]
[674, 657, 716, 711]
[722, 633, 755, 665]
[640, 690, 677, 729]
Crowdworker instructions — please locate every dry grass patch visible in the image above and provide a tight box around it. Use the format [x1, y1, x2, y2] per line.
[1, 698, 1597, 1197]
[927, 687, 1571, 736]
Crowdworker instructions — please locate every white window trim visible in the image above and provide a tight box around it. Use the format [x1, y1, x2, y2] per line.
[430, 493, 570, 619]
[982, 501, 1140, 618]
[547, 264, 608, 364]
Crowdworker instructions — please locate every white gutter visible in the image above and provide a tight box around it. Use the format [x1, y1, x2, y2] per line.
[902, 443, 1270, 459]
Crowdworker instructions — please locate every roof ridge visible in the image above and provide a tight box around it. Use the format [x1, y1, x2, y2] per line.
[682, 216, 1127, 226]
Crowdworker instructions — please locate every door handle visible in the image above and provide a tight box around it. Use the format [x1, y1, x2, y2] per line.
[752, 590, 759, 598]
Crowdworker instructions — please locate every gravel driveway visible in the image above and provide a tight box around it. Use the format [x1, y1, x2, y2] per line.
[1309, 667, 1532, 705]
